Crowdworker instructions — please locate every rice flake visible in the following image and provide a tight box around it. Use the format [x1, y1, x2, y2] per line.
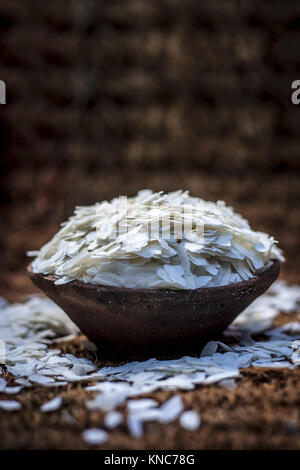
[40, 396, 63, 412]
[179, 410, 201, 431]
[0, 400, 21, 411]
[0, 281, 299, 441]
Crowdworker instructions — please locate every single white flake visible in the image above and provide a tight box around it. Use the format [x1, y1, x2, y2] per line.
[200, 341, 219, 357]
[0, 400, 21, 411]
[127, 414, 144, 438]
[158, 395, 183, 424]
[104, 411, 123, 429]
[29, 190, 283, 289]
[40, 396, 63, 412]
[0, 378, 7, 391]
[0, 281, 299, 440]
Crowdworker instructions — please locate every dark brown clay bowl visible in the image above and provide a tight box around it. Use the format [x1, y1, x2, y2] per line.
[28, 261, 280, 360]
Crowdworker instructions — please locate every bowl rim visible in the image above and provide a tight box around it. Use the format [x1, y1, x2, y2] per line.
[28, 259, 280, 295]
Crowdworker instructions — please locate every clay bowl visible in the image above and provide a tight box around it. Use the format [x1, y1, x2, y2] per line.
[28, 260, 279, 360]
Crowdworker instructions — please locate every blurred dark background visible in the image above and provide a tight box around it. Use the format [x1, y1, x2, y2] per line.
[0, 0, 299, 299]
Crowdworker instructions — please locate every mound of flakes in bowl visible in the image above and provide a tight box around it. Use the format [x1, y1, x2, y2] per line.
[28, 190, 284, 289]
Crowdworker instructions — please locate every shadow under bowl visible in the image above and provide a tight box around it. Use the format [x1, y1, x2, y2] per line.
[28, 261, 280, 360]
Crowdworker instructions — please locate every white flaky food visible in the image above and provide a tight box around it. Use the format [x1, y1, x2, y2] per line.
[29, 190, 284, 289]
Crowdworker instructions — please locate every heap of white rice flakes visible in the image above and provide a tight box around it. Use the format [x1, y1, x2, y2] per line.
[29, 190, 283, 289]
